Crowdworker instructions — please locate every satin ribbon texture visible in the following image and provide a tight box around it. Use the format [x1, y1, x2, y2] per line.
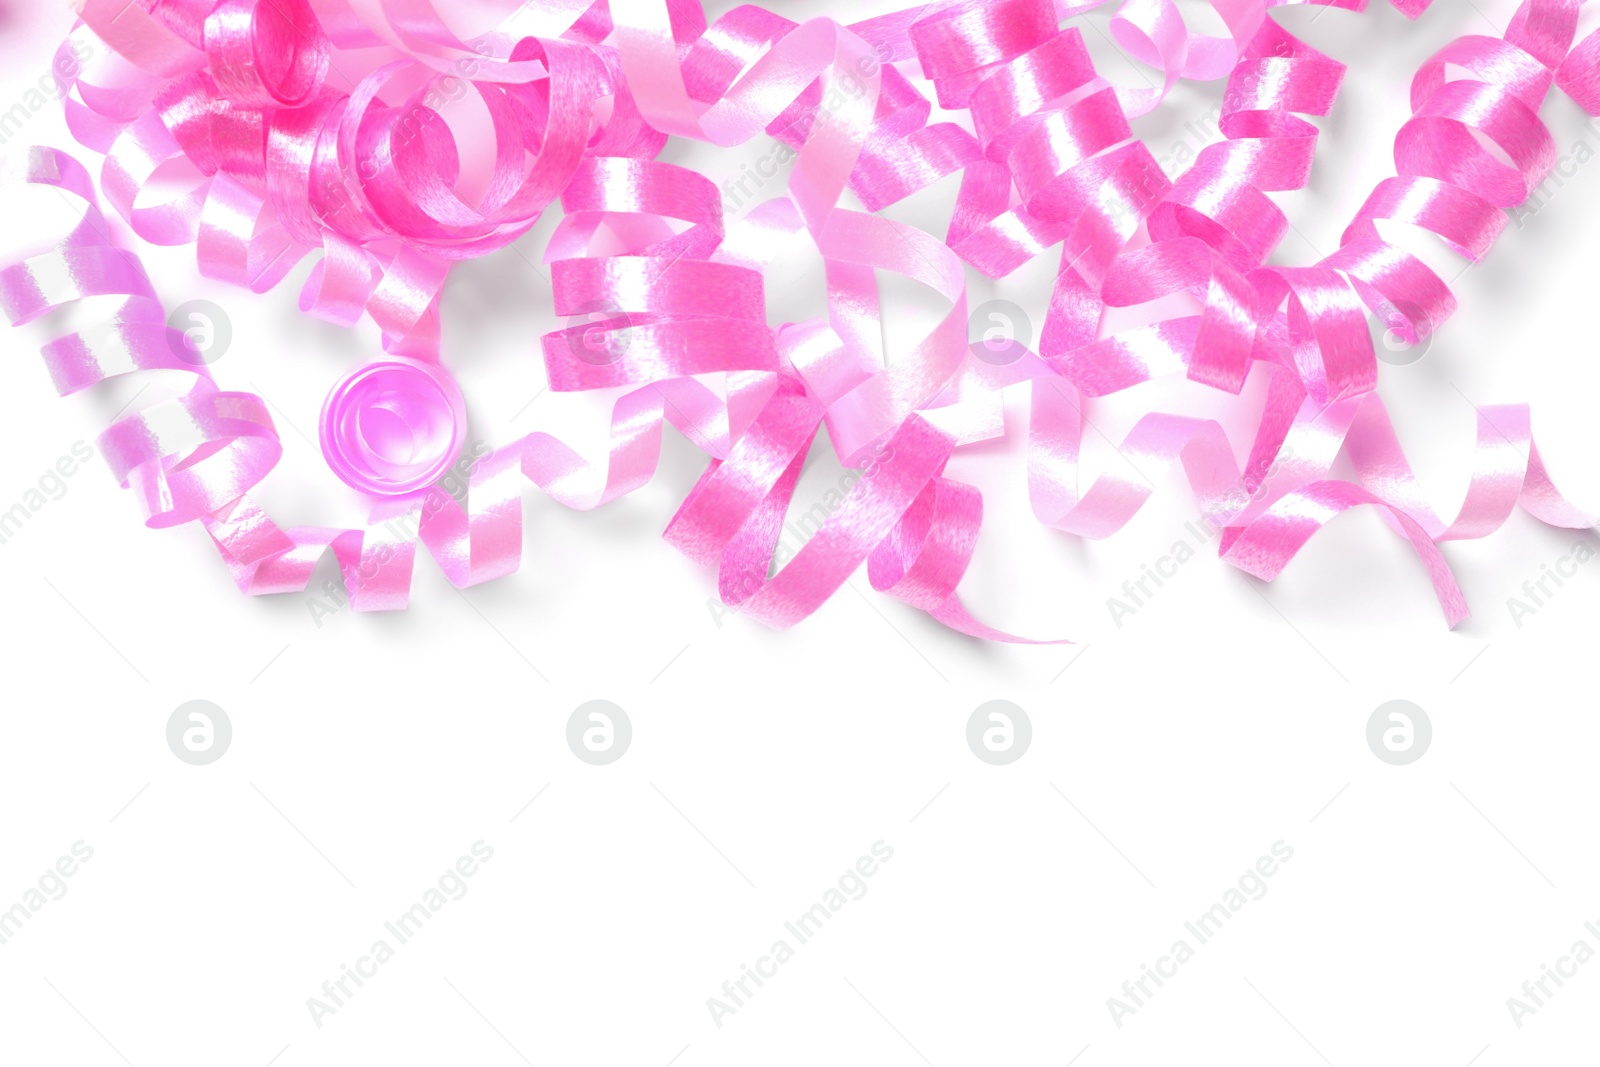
[3, 0, 1598, 637]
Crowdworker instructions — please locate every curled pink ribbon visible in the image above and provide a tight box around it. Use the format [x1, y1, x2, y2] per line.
[318, 356, 467, 497]
[4, 0, 1597, 639]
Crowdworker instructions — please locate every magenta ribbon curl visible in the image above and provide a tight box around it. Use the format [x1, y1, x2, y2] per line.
[4, 0, 1598, 636]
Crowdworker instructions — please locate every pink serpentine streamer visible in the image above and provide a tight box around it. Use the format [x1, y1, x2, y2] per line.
[2, 0, 1597, 636]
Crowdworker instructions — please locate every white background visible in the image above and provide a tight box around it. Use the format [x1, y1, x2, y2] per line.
[2, 1, 1599, 1065]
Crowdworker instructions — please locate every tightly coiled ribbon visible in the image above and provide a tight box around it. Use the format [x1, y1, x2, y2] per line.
[4, 0, 1598, 637]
